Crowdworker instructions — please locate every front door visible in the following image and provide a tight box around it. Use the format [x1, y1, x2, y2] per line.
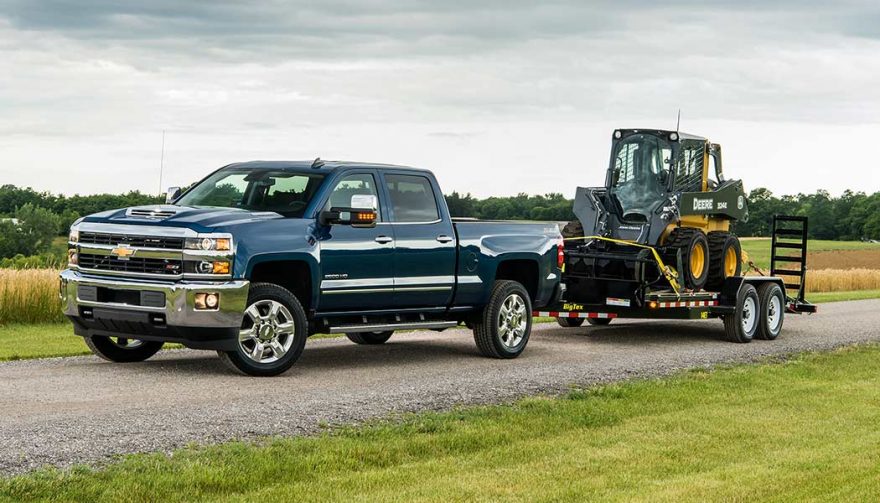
[317, 172, 394, 311]
[381, 172, 457, 308]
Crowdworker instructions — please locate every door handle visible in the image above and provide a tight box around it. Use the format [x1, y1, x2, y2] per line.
[375, 235, 393, 244]
[436, 235, 453, 243]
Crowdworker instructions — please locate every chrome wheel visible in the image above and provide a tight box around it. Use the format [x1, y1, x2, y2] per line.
[239, 299, 296, 364]
[498, 293, 527, 348]
[741, 296, 757, 334]
[767, 295, 783, 333]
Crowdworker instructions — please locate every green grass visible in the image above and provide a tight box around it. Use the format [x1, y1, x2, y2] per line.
[740, 238, 880, 271]
[806, 289, 880, 303]
[3, 345, 880, 501]
[0, 324, 90, 361]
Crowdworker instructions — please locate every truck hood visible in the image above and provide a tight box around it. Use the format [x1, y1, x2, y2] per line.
[80, 205, 284, 231]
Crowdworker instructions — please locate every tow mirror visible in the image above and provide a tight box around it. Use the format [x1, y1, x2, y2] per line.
[166, 187, 182, 203]
[319, 194, 378, 228]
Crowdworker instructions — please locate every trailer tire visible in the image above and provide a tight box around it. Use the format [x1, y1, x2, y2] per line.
[346, 331, 394, 344]
[586, 318, 612, 326]
[473, 280, 532, 359]
[723, 283, 759, 343]
[756, 283, 785, 340]
[556, 317, 585, 328]
[664, 228, 710, 291]
[706, 232, 742, 291]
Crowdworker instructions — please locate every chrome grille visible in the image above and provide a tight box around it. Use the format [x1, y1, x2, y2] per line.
[78, 254, 182, 276]
[78, 232, 184, 250]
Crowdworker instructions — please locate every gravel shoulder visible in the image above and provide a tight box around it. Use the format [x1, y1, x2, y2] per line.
[1, 299, 878, 475]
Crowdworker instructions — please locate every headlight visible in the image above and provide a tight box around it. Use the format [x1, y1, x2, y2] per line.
[69, 227, 79, 243]
[185, 236, 232, 251]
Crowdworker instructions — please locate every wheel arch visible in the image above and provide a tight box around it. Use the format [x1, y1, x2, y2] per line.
[245, 254, 318, 313]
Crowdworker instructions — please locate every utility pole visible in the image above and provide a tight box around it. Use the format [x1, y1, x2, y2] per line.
[158, 129, 166, 195]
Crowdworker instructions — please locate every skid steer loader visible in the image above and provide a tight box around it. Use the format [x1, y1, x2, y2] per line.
[562, 128, 749, 303]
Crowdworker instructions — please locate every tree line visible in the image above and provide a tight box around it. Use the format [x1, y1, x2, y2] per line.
[1, 183, 878, 265]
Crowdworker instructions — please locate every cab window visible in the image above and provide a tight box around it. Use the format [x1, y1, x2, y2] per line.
[385, 174, 440, 223]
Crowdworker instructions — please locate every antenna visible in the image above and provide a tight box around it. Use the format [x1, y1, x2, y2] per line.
[311, 157, 324, 169]
[158, 130, 166, 195]
[675, 109, 681, 134]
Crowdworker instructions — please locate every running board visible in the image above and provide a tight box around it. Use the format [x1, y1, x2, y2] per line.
[327, 320, 459, 334]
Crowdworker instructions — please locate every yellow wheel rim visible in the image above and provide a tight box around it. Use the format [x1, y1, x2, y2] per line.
[724, 246, 738, 277]
[690, 243, 706, 278]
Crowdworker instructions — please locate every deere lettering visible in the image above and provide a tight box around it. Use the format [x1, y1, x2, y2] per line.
[693, 198, 714, 211]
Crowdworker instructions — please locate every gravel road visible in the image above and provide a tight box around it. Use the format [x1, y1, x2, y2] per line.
[1, 299, 878, 475]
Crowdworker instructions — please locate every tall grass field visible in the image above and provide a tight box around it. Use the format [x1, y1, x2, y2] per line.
[0, 269, 65, 324]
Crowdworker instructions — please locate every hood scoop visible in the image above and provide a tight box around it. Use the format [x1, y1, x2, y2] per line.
[125, 206, 179, 220]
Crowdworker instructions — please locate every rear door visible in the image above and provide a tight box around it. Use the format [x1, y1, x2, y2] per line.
[381, 172, 457, 307]
[317, 171, 394, 311]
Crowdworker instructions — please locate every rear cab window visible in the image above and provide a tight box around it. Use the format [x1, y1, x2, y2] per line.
[384, 174, 440, 223]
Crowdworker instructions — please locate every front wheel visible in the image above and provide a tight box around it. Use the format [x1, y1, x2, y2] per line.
[473, 280, 532, 358]
[85, 336, 164, 363]
[217, 283, 307, 376]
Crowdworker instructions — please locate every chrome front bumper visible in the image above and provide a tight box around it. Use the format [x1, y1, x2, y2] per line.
[60, 269, 249, 349]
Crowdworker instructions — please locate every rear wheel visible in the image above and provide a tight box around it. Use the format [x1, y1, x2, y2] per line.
[346, 331, 394, 344]
[664, 228, 710, 291]
[756, 282, 785, 340]
[707, 232, 742, 290]
[723, 283, 759, 343]
[84, 336, 164, 363]
[217, 283, 307, 376]
[473, 280, 532, 358]
[556, 317, 585, 328]
[586, 318, 612, 326]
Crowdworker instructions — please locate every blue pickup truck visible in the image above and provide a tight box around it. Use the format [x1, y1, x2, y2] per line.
[60, 160, 563, 375]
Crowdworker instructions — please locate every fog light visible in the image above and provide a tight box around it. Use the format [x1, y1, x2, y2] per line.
[194, 292, 220, 310]
[205, 293, 219, 309]
[212, 261, 230, 274]
[67, 249, 78, 265]
[197, 261, 213, 274]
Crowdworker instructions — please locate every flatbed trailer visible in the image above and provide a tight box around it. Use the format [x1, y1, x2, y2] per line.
[536, 216, 817, 342]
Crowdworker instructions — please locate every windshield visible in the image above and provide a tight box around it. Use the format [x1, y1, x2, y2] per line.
[176, 169, 326, 217]
[609, 134, 672, 221]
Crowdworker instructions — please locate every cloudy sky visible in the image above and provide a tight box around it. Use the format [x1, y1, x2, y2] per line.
[1, 1, 878, 198]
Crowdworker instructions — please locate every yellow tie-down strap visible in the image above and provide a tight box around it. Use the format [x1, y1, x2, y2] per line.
[563, 235, 682, 296]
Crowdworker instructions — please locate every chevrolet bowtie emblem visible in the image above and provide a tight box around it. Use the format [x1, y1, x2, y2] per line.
[111, 244, 135, 260]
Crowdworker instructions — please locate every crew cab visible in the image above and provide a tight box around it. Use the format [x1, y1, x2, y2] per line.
[60, 160, 563, 375]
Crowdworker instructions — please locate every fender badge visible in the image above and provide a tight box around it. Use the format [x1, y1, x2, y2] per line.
[111, 244, 135, 260]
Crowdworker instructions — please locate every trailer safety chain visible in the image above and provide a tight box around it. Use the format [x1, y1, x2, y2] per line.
[563, 235, 682, 296]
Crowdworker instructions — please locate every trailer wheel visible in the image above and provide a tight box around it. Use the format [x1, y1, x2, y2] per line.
[756, 283, 785, 340]
[473, 280, 532, 358]
[586, 318, 612, 326]
[556, 317, 585, 328]
[346, 331, 394, 345]
[723, 283, 759, 343]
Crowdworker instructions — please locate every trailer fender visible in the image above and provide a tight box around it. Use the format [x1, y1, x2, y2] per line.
[718, 276, 785, 308]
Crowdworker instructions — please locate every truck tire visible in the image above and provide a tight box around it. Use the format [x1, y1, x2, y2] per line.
[586, 318, 612, 326]
[664, 227, 710, 291]
[346, 331, 394, 344]
[556, 317, 585, 328]
[722, 283, 759, 343]
[217, 282, 307, 377]
[706, 232, 742, 291]
[84, 336, 164, 363]
[473, 280, 532, 359]
[756, 282, 785, 340]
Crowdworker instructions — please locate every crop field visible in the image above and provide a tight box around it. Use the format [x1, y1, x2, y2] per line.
[0, 269, 65, 325]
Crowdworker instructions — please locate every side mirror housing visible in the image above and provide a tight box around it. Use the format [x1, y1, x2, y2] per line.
[319, 194, 378, 228]
[166, 187, 182, 204]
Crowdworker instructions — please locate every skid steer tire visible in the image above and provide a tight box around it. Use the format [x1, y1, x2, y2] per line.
[706, 232, 742, 291]
[664, 228, 710, 291]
